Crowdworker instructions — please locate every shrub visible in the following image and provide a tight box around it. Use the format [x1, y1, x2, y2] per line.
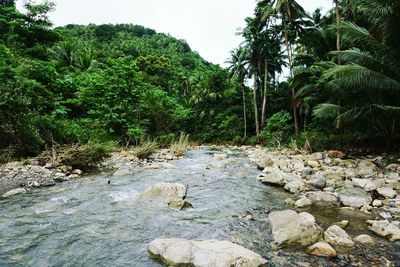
[132, 140, 158, 159]
[170, 133, 190, 157]
[260, 111, 293, 147]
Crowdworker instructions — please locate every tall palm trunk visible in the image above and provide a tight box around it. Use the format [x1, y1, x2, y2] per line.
[335, 0, 341, 64]
[242, 86, 247, 139]
[283, 18, 299, 136]
[261, 58, 268, 129]
[253, 74, 260, 138]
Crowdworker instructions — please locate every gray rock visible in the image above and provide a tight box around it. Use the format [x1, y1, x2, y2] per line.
[257, 170, 286, 185]
[338, 188, 372, 208]
[268, 210, 323, 249]
[334, 220, 349, 229]
[148, 238, 267, 267]
[113, 168, 132, 176]
[357, 160, 376, 177]
[351, 178, 377, 192]
[306, 192, 339, 207]
[377, 187, 397, 199]
[367, 220, 400, 241]
[284, 177, 305, 193]
[1, 188, 27, 198]
[139, 182, 190, 209]
[372, 199, 383, 207]
[308, 175, 326, 189]
[324, 225, 354, 248]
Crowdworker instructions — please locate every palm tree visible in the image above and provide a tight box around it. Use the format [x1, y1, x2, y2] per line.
[314, 0, 400, 145]
[227, 47, 249, 139]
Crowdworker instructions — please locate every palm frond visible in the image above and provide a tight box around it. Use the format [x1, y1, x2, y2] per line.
[313, 103, 342, 119]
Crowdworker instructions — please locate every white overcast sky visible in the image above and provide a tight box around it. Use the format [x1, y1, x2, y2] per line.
[17, 0, 332, 66]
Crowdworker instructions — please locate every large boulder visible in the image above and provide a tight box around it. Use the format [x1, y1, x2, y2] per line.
[367, 220, 400, 241]
[324, 225, 354, 248]
[268, 210, 323, 249]
[139, 182, 190, 209]
[148, 238, 267, 267]
[338, 188, 372, 208]
[306, 192, 339, 207]
[257, 170, 286, 186]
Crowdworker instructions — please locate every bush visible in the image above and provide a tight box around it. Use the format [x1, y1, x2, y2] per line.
[132, 140, 158, 159]
[170, 133, 190, 157]
[260, 111, 293, 147]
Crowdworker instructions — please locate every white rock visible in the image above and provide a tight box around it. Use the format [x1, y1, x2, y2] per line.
[372, 199, 383, 207]
[1, 188, 27, 198]
[377, 187, 397, 199]
[306, 192, 339, 207]
[139, 182, 190, 209]
[367, 220, 400, 241]
[295, 198, 312, 208]
[338, 188, 372, 208]
[306, 161, 320, 168]
[148, 239, 267, 267]
[351, 178, 377, 192]
[324, 225, 354, 248]
[354, 234, 376, 245]
[268, 210, 323, 249]
[213, 153, 228, 160]
[113, 168, 132, 176]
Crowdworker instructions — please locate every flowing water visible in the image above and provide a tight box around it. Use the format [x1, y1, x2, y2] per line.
[0, 148, 399, 266]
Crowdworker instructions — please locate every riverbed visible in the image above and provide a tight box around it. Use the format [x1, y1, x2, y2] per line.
[0, 148, 399, 266]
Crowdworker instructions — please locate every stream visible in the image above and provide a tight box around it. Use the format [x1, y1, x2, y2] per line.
[0, 148, 399, 266]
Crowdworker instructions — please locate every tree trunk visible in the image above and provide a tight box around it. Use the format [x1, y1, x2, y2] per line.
[283, 19, 299, 136]
[261, 57, 268, 129]
[335, 0, 341, 64]
[253, 75, 260, 139]
[242, 86, 247, 139]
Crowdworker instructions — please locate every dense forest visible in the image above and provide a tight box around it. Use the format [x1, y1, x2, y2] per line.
[1, 0, 399, 161]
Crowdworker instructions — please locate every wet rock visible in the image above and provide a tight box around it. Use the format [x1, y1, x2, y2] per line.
[144, 162, 177, 169]
[334, 220, 349, 229]
[377, 187, 397, 199]
[113, 168, 132, 176]
[380, 256, 395, 267]
[324, 225, 354, 248]
[306, 192, 339, 207]
[268, 210, 323, 249]
[306, 242, 336, 257]
[351, 178, 377, 192]
[308, 174, 326, 189]
[338, 188, 372, 208]
[1, 188, 27, 198]
[148, 238, 267, 267]
[295, 198, 312, 208]
[354, 234, 375, 245]
[139, 182, 190, 209]
[367, 220, 400, 241]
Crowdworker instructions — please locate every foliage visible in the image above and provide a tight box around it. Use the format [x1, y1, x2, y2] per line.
[170, 133, 190, 157]
[260, 111, 293, 147]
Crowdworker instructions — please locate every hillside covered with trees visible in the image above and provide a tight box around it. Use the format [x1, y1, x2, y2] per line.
[1, 0, 399, 161]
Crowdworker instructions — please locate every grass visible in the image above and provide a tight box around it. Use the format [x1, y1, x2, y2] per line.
[170, 133, 190, 157]
[132, 140, 159, 159]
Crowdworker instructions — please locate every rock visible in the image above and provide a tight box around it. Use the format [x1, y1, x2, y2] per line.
[338, 188, 372, 208]
[334, 220, 349, 229]
[257, 170, 286, 186]
[295, 198, 312, 208]
[380, 257, 395, 267]
[379, 211, 392, 219]
[284, 177, 305, 193]
[377, 187, 397, 199]
[306, 161, 320, 168]
[144, 162, 177, 169]
[148, 238, 267, 267]
[72, 169, 83, 175]
[328, 150, 346, 159]
[113, 168, 132, 176]
[268, 210, 323, 249]
[367, 220, 400, 241]
[351, 178, 377, 192]
[308, 175, 326, 189]
[139, 182, 190, 209]
[306, 192, 339, 207]
[354, 234, 375, 245]
[1, 188, 27, 198]
[372, 199, 383, 207]
[301, 168, 313, 177]
[357, 160, 376, 177]
[306, 242, 336, 257]
[213, 153, 228, 160]
[324, 225, 354, 248]
[284, 198, 295, 206]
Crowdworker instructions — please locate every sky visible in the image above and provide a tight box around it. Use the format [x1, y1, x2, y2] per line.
[17, 0, 332, 66]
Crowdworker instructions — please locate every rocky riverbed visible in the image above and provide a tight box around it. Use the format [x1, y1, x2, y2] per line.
[0, 146, 399, 266]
